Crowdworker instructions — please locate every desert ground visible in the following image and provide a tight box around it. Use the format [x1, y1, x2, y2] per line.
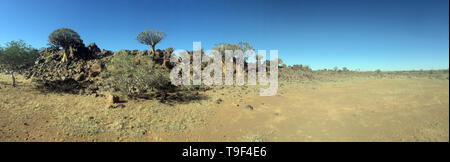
[0, 72, 448, 142]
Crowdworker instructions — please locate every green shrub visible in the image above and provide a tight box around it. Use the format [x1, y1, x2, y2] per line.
[0, 40, 39, 87]
[101, 51, 171, 98]
[342, 67, 349, 72]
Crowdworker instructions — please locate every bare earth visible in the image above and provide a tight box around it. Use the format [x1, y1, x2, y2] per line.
[0, 74, 448, 142]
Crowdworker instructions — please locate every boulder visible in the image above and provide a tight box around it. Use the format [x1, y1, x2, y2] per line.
[73, 73, 85, 81]
[87, 43, 101, 55]
[90, 62, 102, 77]
[216, 98, 223, 104]
[108, 95, 120, 104]
[100, 49, 113, 56]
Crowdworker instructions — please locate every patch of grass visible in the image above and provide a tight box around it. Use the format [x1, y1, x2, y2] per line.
[105, 115, 149, 138]
[144, 102, 206, 131]
[241, 134, 267, 142]
[58, 114, 104, 138]
[279, 67, 449, 83]
[54, 98, 212, 140]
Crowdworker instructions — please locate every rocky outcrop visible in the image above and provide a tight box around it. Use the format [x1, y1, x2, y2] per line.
[87, 43, 101, 56]
[26, 43, 108, 95]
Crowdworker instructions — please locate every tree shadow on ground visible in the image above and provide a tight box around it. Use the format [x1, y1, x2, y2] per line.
[0, 81, 9, 86]
[131, 89, 210, 106]
[33, 79, 94, 95]
[33, 79, 211, 105]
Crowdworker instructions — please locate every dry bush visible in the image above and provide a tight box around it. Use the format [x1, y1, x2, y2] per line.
[101, 50, 171, 99]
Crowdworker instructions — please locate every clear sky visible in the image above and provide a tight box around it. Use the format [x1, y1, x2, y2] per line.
[1, 0, 448, 71]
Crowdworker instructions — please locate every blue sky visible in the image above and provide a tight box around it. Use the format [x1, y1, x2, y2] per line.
[0, 0, 448, 71]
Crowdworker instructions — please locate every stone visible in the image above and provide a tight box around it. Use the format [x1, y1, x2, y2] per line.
[90, 63, 102, 77]
[216, 98, 223, 104]
[245, 105, 254, 111]
[108, 95, 120, 104]
[100, 49, 112, 56]
[73, 73, 85, 81]
[87, 43, 101, 54]
[108, 103, 125, 109]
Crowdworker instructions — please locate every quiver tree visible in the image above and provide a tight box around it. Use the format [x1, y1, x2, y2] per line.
[212, 42, 253, 76]
[136, 30, 166, 56]
[48, 28, 83, 63]
[0, 40, 39, 87]
[276, 58, 284, 67]
[163, 47, 174, 68]
[254, 54, 264, 72]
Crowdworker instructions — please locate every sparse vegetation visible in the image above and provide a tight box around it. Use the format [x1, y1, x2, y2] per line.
[342, 67, 349, 72]
[279, 64, 314, 81]
[242, 134, 267, 142]
[101, 50, 171, 99]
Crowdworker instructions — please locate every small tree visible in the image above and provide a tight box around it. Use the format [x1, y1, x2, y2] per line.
[342, 67, 349, 72]
[212, 42, 254, 60]
[136, 30, 166, 55]
[212, 42, 254, 76]
[333, 66, 339, 72]
[48, 28, 83, 63]
[0, 40, 39, 87]
[277, 58, 284, 67]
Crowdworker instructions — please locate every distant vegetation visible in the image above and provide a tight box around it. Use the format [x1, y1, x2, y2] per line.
[279, 65, 449, 82]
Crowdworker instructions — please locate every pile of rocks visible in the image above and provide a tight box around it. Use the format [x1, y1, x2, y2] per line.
[117, 49, 173, 68]
[26, 43, 113, 95]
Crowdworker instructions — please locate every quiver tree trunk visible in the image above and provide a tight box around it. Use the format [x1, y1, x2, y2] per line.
[69, 46, 75, 58]
[11, 71, 15, 87]
[222, 60, 226, 75]
[162, 58, 168, 68]
[61, 49, 68, 63]
[236, 64, 242, 78]
[150, 45, 156, 61]
[61, 46, 75, 63]
[150, 45, 155, 55]
[162, 53, 171, 68]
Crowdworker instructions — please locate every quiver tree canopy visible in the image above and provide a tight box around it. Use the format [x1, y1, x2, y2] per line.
[136, 30, 166, 55]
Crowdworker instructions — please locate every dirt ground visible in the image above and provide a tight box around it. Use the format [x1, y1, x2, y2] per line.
[0, 73, 448, 142]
